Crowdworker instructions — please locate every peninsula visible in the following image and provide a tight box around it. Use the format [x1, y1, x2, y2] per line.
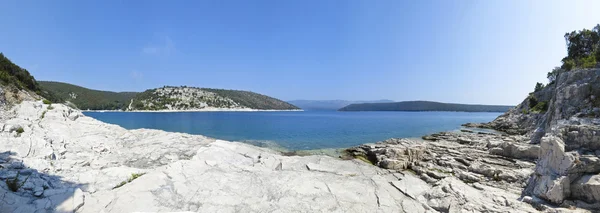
[339, 100, 514, 112]
[39, 81, 300, 111]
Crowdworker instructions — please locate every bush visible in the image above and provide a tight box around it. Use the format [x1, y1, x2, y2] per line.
[15, 127, 24, 134]
[561, 59, 575, 71]
[534, 82, 544, 92]
[581, 54, 598, 68]
[47, 105, 54, 110]
[528, 95, 538, 109]
[6, 171, 30, 192]
[113, 173, 145, 189]
[547, 67, 561, 83]
[42, 99, 52, 104]
[0, 53, 41, 92]
[560, 25, 600, 70]
[40, 111, 46, 119]
[531, 101, 548, 113]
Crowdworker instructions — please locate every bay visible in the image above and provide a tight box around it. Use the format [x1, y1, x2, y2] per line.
[84, 110, 501, 150]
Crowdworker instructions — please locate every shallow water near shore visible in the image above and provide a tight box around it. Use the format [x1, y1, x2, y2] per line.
[84, 110, 501, 150]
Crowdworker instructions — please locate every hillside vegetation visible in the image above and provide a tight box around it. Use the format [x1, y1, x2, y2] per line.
[339, 101, 513, 112]
[39, 81, 138, 110]
[559, 24, 600, 71]
[130, 86, 299, 110]
[288, 99, 394, 110]
[203, 88, 298, 110]
[0, 53, 41, 93]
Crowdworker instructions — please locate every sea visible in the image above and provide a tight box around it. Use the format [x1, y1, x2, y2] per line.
[83, 110, 501, 151]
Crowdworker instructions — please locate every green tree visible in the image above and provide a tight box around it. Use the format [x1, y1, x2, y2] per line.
[547, 67, 561, 83]
[561, 24, 600, 70]
[534, 82, 544, 92]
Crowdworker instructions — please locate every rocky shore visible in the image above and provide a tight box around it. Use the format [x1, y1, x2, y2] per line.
[85, 108, 304, 113]
[1, 101, 535, 212]
[1, 68, 599, 212]
[347, 68, 600, 212]
[0, 100, 574, 212]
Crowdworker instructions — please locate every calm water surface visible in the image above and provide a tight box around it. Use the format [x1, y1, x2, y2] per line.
[84, 110, 500, 150]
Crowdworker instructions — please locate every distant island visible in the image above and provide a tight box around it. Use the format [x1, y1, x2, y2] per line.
[338, 101, 513, 112]
[287, 99, 394, 110]
[39, 81, 299, 111]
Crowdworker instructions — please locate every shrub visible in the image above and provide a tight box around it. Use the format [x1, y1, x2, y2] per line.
[113, 173, 145, 189]
[531, 101, 548, 113]
[581, 54, 598, 68]
[560, 25, 600, 70]
[47, 105, 54, 110]
[40, 111, 47, 119]
[15, 127, 24, 134]
[528, 95, 538, 109]
[42, 99, 52, 104]
[6, 171, 30, 192]
[534, 82, 544, 92]
[547, 67, 561, 83]
[561, 59, 575, 71]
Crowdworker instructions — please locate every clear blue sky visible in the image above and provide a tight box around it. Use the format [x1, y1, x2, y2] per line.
[1, 1, 599, 105]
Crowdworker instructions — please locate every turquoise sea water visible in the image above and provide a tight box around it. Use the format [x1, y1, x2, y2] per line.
[84, 111, 500, 150]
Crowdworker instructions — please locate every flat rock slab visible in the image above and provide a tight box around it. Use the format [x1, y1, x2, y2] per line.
[390, 173, 430, 200]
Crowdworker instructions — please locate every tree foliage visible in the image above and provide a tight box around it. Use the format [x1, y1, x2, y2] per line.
[130, 87, 299, 110]
[547, 25, 600, 84]
[39, 81, 137, 110]
[534, 82, 544, 92]
[0, 53, 41, 93]
[561, 24, 600, 70]
[338, 101, 513, 112]
[546, 67, 560, 84]
[202, 88, 299, 110]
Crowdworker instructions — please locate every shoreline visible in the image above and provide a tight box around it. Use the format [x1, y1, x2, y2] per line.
[83, 108, 304, 112]
[0, 101, 542, 212]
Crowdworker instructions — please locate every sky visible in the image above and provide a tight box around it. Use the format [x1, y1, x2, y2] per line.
[1, 1, 599, 105]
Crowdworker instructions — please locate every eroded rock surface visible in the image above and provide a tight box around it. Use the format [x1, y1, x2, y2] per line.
[460, 68, 600, 211]
[2, 67, 599, 212]
[346, 130, 548, 212]
[0, 101, 539, 212]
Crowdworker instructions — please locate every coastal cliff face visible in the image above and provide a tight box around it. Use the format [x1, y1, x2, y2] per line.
[475, 68, 600, 206]
[523, 68, 600, 206]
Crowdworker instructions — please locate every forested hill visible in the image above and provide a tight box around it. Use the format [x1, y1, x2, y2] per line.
[39, 82, 299, 111]
[0, 53, 41, 93]
[130, 86, 299, 110]
[287, 99, 394, 110]
[202, 88, 299, 110]
[338, 101, 513, 112]
[39, 81, 138, 110]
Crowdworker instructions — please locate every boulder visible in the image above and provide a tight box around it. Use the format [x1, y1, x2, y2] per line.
[346, 138, 426, 170]
[570, 174, 600, 204]
[488, 141, 540, 160]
